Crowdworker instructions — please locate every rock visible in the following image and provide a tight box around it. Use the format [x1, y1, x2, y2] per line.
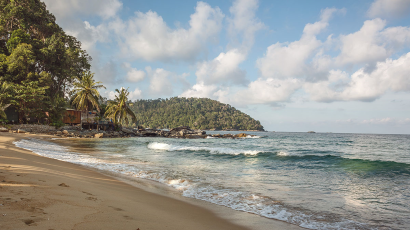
[212, 134, 222, 138]
[17, 129, 26, 133]
[186, 134, 207, 139]
[223, 134, 233, 138]
[56, 131, 62, 135]
[0, 127, 8, 132]
[140, 131, 157, 137]
[121, 128, 135, 134]
[170, 126, 191, 132]
[94, 133, 104, 138]
[62, 130, 69, 134]
[234, 133, 247, 138]
[178, 130, 187, 136]
[195, 130, 206, 135]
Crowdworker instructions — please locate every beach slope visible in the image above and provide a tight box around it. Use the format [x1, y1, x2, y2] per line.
[0, 132, 251, 230]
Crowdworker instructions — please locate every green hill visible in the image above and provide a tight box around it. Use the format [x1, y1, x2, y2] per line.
[129, 97, 264, 131]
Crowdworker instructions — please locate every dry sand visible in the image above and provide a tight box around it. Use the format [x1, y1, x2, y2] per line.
[0, 132, 303, 230]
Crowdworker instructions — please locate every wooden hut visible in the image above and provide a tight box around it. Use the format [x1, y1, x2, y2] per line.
[63, 109, 81, 124]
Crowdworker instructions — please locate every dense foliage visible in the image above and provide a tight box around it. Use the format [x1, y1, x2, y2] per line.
[130, 97, 264, 131]
[0, 0, 91, 124]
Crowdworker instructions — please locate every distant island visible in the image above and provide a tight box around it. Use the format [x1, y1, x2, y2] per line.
[130, 97, 264, 131]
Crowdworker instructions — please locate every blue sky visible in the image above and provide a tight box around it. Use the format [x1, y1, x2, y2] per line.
[43, 0, 410, 134]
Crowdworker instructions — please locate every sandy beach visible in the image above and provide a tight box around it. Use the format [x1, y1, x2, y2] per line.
[0, 132, 302, 230]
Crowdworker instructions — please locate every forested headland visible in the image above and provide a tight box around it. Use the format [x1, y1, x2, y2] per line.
[130, 97, 264, 131]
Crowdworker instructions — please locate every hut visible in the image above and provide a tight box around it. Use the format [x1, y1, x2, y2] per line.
[63, 109, 82, 125]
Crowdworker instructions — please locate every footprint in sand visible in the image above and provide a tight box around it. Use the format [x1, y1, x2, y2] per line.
[109, 206, 124, 211]
[58, 183, 69, 187]
[23, 219, 36, 226]
[86, 197, 97, 201]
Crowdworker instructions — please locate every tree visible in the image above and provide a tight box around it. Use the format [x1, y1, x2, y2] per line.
[104, 88, 136, 127]
[48, 95, 68, 127]
[8, 80, 49, 123]
[0, 0, 91, 99]
[71, 71, 105, 124]
[0, 81, 10, 120]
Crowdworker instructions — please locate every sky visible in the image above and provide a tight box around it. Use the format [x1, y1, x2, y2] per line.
[42, 0, 410, 134]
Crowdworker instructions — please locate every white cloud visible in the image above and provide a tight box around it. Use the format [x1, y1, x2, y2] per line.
[43, 0, 118, 52]
[43, 0, 122, 20]
[128, 88, 143, 100]
[336, 18, 388, 66]
[227, 0, 265, 50]
[146, 67, 174, 97]
[233, 78, 303, 105]
[305, 52, 410, 102]
[115, 2, 224, 62]
[64, 21, 110, 51]
[126, 68, 146, 83]
[196, 49, 247, 85]
[123, 63, 146, 83]
[180, 83, 220, 99]
[256, 8, 340, 79]
[182, 0, 265, 101]
[367, 0, 410, 18]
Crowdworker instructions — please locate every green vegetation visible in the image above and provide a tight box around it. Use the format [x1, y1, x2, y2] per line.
[0, 0, 91, 125]
[71, 71, 105, 122]
[105, 88, 136, 126]
[0, 81, 10, 120]
[130, 97, 264, 131]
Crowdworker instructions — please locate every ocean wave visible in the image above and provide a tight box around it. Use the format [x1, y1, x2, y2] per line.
[275, 152, 410, 174]
[147, 142, 263, 155]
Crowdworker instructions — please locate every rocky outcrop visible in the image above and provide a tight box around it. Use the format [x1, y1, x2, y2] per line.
[3, 124, 257, 140]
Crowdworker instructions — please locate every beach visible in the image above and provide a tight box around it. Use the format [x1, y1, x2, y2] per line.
[0, 132, 302, 230]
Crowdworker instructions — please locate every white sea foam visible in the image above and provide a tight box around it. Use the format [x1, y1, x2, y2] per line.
[246, 135, 261, 138]
[277, 151, 289, 156]
[147, 142, 262, 155]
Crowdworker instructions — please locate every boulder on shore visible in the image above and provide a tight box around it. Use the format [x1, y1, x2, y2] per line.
[17, 129, 26, 133]
[94, 133, 104, 138]
[0, 127, 8, 132]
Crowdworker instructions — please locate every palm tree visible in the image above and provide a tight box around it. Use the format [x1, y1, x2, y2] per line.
[104, 88, 136, 128]
[0, 81, 11, 120]
[71, 72, 105, 127]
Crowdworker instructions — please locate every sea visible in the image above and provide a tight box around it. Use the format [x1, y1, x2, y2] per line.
[14, 131, 410, 230]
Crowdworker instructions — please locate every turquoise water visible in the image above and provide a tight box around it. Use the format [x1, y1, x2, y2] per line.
[15, 132, 410, 229]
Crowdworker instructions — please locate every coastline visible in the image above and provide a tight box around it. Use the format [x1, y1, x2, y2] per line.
[0, 132, 302, 230]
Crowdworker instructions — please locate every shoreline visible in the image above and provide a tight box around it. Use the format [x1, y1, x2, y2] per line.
[0, 132, 303, 230]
